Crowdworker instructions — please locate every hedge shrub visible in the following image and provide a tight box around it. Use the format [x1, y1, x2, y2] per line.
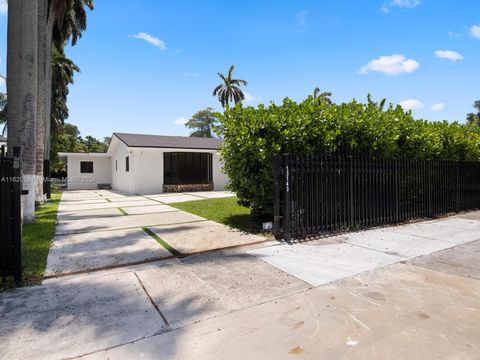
[217, 96, 480, 216]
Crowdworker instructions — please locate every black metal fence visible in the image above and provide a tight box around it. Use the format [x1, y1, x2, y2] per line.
[0, 146, 22, 283]
[273, 153, 480, 239]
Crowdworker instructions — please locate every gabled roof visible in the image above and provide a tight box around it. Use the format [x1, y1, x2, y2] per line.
[113, 132, 222, 150]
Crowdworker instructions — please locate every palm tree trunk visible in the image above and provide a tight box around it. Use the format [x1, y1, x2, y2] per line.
[35, 0, 48, 204]
[7, 0, 38, 223]
[44, 2, 56, 184]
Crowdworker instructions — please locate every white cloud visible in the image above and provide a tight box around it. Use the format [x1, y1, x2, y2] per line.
[399, 99, 424, 111]
[0, 1, 7, 15]
[244, 92, 261, 103]
[470, 24, 480, 39]
[448, 30, 460, 38]
[183, 72, 199, 77]
[174, 116, 188, 126]
[359, 54, 420, 75]
[131, 32, 166, 49]
[381, 0, 420, 12]
[434, 50, 464, 61]
[296, 10, 308, 26]
[431, 103, 446, 112]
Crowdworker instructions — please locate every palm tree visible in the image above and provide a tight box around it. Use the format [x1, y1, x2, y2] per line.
[41, 0, 94, 199]
[7, 0, 38, 222]
[50, 46, 80, 132]
[35, 0, 49, 203]
[212, 65, 248, 108]
[312, 87, 333, 105]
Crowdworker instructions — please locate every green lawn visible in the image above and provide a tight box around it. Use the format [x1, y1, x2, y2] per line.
[169, 196, 273, 238]
[1, 191, 62, 291]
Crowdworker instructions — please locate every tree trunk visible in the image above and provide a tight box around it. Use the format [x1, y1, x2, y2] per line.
[7, 0, 38, 223]
[35, 0, 48, 204]
[44, 2, 56, 184]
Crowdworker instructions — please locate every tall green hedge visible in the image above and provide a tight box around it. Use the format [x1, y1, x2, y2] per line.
[217, 97, 480, 216]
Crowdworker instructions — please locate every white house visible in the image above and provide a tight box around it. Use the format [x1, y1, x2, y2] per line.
[59, 133, 228, 194]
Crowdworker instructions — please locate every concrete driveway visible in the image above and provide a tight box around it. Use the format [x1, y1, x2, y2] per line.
[1, 192, 479, 359]
[46, 190, 265, 275]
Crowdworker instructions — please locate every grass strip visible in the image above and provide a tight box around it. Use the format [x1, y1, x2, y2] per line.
[169, 196, 273, 238]
[117, 207, 128, 215]
[142, 227, 181, 257]
[1, 191, 62, 291]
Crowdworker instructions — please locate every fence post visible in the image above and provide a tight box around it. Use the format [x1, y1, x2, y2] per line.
[394, 158, 399, 222]
[428, 160, 432, 216]
[12, 146, 22, 284]
[349, 155, 354, 227]
[456, 160, 459, 213]
[273, 155, 282, 239]
[283, 154, 291, 240]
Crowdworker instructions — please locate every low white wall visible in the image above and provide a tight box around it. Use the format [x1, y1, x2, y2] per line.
[66, 155, 111, 190]
[213, 151, 228, 191]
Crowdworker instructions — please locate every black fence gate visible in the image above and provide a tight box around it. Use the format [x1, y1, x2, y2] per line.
[273, 153, 480, 240]
[0, 146, 22, 283]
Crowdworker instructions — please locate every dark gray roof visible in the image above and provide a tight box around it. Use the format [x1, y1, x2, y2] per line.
[113, 132, 222, 150]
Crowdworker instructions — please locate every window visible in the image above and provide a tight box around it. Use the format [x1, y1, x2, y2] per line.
[125, 156, 130, 172]
[80, 161, 93, 174]
[115, 160, 118, 172]
[164, 152, 212, 185]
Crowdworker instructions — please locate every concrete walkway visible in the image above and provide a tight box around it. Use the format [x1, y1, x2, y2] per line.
[1, 194, 479, 359]
[46, 190, 263, 275]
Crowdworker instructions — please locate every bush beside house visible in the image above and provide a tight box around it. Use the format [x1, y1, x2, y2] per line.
[217, 96, 480, 216]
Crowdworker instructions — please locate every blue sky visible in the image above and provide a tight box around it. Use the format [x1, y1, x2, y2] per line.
[1, 0, 480, 140]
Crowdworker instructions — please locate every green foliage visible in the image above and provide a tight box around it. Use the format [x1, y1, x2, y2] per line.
[185, 108, 219, 138]
[51, 46, 80, 132]
[50, 123, 110, 176]
[218, 96, 480, 215]
[213, 65, 248, 108]
[466, 100, 480, 126]
[1, 191, 62, 291]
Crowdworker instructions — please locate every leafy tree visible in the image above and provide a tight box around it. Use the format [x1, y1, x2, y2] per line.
[50, 123, 109, 177]
[466, 100, 480, 126]
[212, 65, 248, 108]
[312, 87, 333, 105]
[217, 96, 480, 216]
[185, 108, 219, 138]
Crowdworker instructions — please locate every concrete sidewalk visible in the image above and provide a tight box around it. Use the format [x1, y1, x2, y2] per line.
[1, 196, 479, 359]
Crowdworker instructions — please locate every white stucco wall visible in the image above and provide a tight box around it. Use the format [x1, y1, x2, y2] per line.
[110, 137, 135, 193]
[212, 151, 228, 191]
[65, 155, 111, 190]
[131, 147, 229, 194]
[62, 136, 229, 194]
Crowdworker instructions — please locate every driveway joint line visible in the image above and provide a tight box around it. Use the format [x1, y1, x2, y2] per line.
[58, 202, 174, 213]
[134, 271, 171, 327]
[54, 219, 208, 236]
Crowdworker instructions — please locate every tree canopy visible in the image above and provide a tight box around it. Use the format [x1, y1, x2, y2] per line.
[185, 108, 219, 138]
[212, 65, 248, 108]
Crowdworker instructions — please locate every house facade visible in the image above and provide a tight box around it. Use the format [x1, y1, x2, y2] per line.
[59, 133, 228, 194]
